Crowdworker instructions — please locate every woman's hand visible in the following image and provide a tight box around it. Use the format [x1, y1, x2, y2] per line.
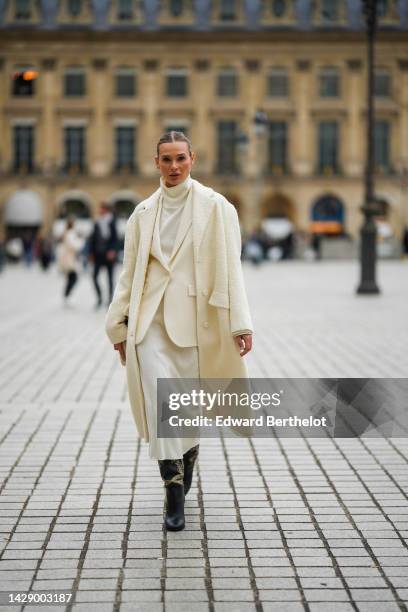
[234, 334, 252, 357]
[114, 341, 126, 364]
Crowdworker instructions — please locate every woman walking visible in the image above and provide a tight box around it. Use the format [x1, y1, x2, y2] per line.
[57, 217, 84, 306]
[105, 131, 253, 530]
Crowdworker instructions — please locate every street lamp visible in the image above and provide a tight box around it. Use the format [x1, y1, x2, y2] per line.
[236, 131, 249, 175]
[235, 111, 269, 234]
[357, 0, 380, 294]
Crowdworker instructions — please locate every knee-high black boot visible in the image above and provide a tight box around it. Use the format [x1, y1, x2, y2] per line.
[158, 459, 185, 531]
[183, 444, 199, 495]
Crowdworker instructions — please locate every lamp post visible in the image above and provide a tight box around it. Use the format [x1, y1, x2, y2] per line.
[252, 109, 269, 225]
[357, 0, 380, 294]
[235, 110, 269, 227]
[236, 130, 249, 176]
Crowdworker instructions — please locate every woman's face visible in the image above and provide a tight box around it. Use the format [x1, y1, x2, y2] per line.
[155, 141, 195, 187]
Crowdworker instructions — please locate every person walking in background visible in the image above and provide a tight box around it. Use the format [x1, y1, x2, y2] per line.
[57, 217, 84, 306]
[0, 226, 5, 273]
[88, 202, 118, 308]
[37, 231, 54, 271]
[22, 230, 35, 266]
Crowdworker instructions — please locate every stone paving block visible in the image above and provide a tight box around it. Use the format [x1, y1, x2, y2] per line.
[209, 567, 250, 578]
[346, 577, 387, 588]
[32, 579, 75, 590]
[70, 605, 114, 612]
[164, 558, 205, 568]
[74, 590, 117, 602]
[165, 589, 209, 602]
[258, 589, 303, 601]
[165, 605, 208, 612]
[256, 577, 299, 589]
[308, 605, 354, 612]
[122, 577, 161, 590]
[0, 560, 38, 570]
[356, 604, 401, 612]
[250, 558, 292, 567]
[350, 588, 398, 602]
[119, 605, 163, 612]
[253, 567, 295, 578]
[82, 569, 121, 578]
[0, 580, 32, 590]
[261, 605, 305, 612]
[304, 589, 353, 602]
[78, 578, 118, 590]
[213, 590, 254, 602]
[213, 604, 257, 612]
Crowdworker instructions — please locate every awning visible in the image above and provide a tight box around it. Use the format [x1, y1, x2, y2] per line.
[310, 221, 343, 234]
[261, 218, 294, 240]
[4, 190, 43, 226]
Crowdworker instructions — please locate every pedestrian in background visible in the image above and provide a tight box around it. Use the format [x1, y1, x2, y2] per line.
[22, 230, 34, 266]
[57, 217, 84, 306]
[88, 202, 118, 308]
[37, 231, 54, 271]
[0, 226, 5, 273]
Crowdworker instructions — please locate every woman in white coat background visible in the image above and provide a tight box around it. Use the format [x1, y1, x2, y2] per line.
[106, 131, 253, 531]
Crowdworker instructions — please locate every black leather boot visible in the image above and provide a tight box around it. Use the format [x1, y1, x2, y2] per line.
[158, 459, 185, 531]
[183, 444, 199, 495]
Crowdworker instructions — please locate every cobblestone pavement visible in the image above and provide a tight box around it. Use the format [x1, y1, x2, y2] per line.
[0, 261, 407, 612]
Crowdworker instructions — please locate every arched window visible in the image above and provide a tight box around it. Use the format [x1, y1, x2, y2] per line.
[113, 199, 136, 218]
[60, 199, 90, 219]
[311, 195, 345, 234]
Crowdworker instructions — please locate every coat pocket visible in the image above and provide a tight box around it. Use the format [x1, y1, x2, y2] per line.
[208, 291, 229, 309]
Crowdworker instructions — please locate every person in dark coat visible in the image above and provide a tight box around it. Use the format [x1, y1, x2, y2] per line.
[88, 201, 119, 308]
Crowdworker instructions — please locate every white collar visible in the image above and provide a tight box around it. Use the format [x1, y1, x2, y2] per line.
[160, 174, 192, 200]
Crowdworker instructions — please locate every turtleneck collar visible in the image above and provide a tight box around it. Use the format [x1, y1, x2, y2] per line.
[160, 174, 192, 200]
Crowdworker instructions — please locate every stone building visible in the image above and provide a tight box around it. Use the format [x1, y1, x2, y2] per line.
[0, 0, 407, 248]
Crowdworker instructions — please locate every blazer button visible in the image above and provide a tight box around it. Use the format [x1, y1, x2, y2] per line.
[202, 321, 209, 328]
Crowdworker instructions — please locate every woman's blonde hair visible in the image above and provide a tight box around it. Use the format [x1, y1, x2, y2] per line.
[156, 131, 192, 156]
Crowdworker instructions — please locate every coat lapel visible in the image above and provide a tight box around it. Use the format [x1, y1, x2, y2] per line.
[150, 196, 171, 270]
[168, 188, 193, 263]
[192, 179, 215, 263]
[137, 189, 160, 267]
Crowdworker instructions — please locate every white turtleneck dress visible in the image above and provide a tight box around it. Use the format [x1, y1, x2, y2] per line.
[136, 174, 200, 460]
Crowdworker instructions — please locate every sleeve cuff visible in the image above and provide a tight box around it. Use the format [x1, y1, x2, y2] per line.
[232, 329, 253, 337]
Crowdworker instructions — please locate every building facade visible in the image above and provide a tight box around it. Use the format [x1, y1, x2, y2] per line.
[1, 0, 408, 244]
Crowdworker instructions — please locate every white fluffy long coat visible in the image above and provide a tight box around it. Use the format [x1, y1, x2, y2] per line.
[105, 178, 253, 442]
